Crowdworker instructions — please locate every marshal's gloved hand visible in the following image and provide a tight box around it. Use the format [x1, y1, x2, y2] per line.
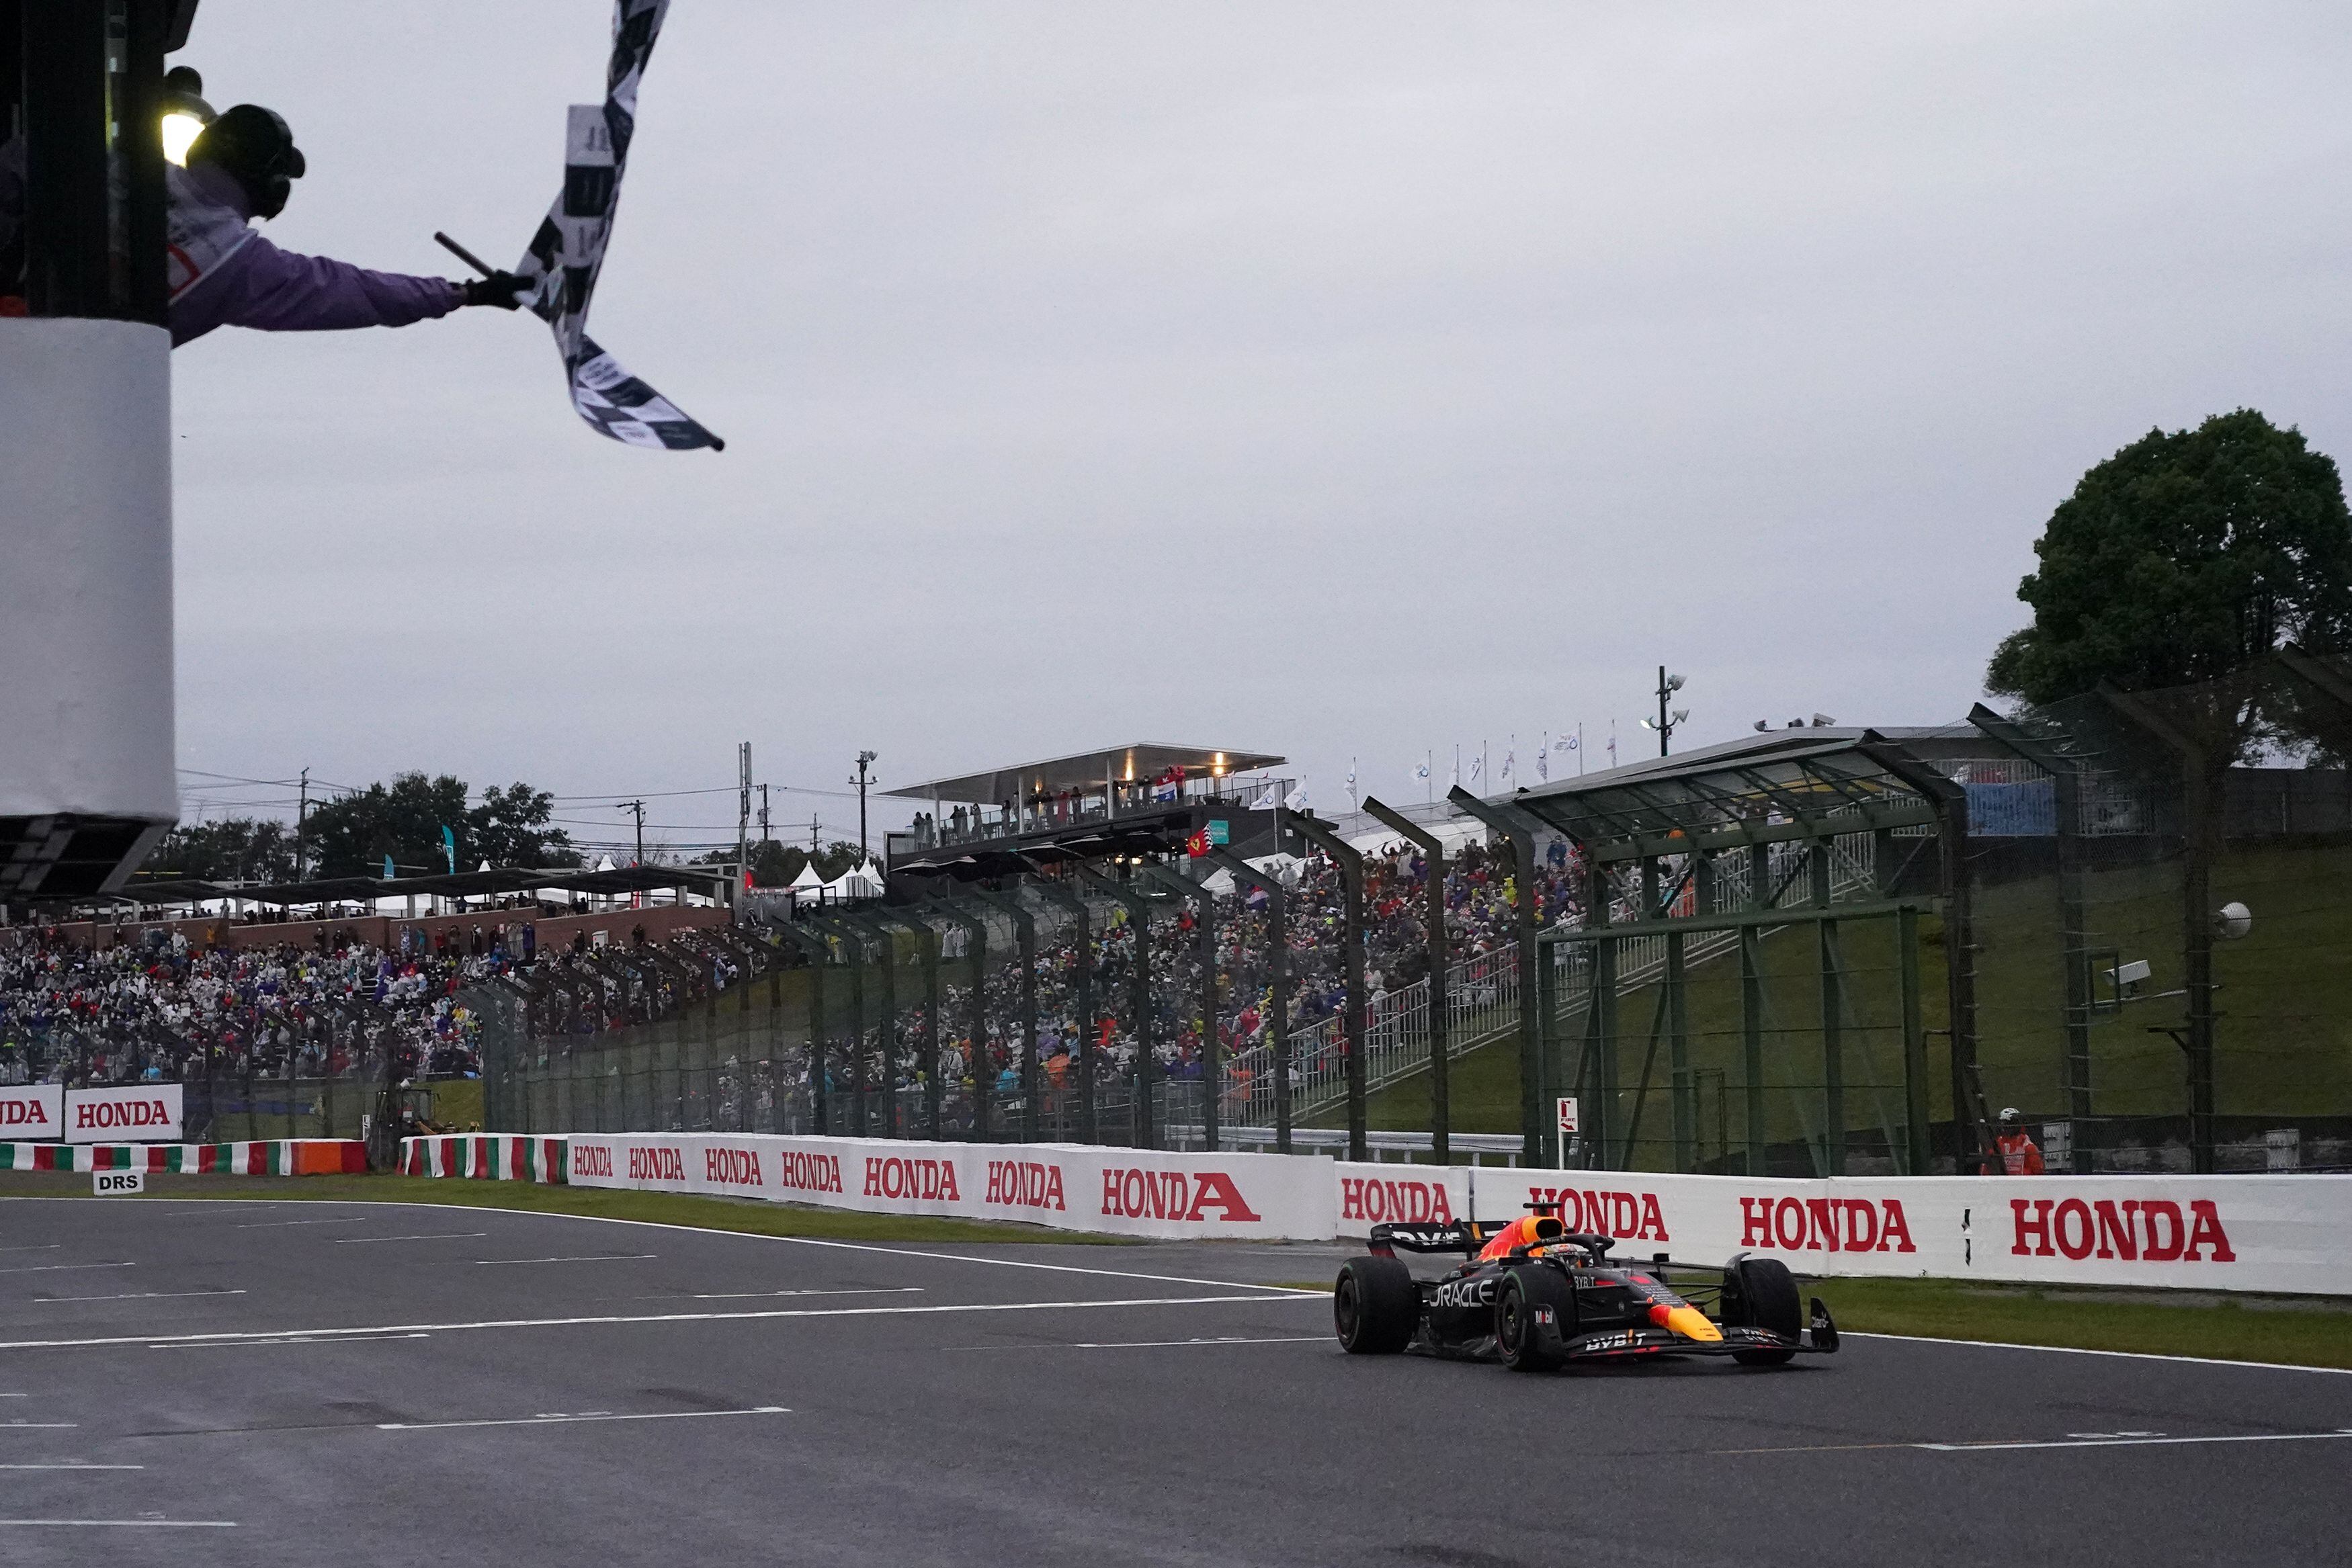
[459, 270, 532, 310]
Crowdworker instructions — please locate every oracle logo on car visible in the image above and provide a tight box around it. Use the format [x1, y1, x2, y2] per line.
[573, 1143, 615, 1178]
[72, 1098, 171, 1131]
[864, 1155, 962, 1203]
[1099, 1168, 1263, 1224]
[704, 1147, 765, 1188]
[984, 1159, 1067, 1211]
[2011, 1196, 2235, 1264]
[1340, 1176, 1455, 1225]
[1524, 1185, 1670, 1243]
[1740, 1195, 1917, 1254]
[778, 1149, 843, 1194]
[626, 1145, 687, 1184]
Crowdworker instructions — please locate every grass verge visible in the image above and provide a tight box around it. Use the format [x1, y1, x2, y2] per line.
[1272, 1271, 2351, 1369]
[0, 1170, 1132, 1247]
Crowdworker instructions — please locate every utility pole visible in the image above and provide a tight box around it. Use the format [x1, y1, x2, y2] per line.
[810, 813, 821, 856]
[617, 799, 646, 867]
[758, 783, 771, 842]
[296, 767, 310, 880]
[737, 742, 753, 873]
[1646, 666, 1688, 756]
[853, 750, 877, 863]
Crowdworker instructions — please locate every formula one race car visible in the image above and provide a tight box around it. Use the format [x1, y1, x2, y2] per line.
[1332, 1205, 1839, 1372]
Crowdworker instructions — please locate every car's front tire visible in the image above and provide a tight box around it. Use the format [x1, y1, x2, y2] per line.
[1334, 1256, 1418, 1354]
[1495, 1267, 1570, 1373]
[1727, 1256, 1802, 1365]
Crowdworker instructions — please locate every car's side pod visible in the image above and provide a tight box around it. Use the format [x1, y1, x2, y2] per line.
[1368, 1220, 1480, 1258]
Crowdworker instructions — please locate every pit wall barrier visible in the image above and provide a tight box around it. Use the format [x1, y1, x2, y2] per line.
[402, 1135, 566, 1184]
[556, 1133, 1335, 1242]
[1331, 1164, 2352, 1297]
[0, 1139, 365, 1176]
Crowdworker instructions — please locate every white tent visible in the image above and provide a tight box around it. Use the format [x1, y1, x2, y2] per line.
[787, 859, 827, 892]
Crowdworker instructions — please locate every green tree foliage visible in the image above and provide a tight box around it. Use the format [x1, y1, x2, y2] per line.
[303, 773, 577, 878]
[142, 818, 298, 883]
[1987, 410, 2352, 705]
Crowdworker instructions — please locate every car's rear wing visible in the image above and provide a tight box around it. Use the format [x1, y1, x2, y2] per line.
[1367, 1220, 1481, 1257]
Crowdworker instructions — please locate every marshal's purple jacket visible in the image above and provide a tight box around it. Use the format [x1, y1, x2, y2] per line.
[169, 165, 464, 348]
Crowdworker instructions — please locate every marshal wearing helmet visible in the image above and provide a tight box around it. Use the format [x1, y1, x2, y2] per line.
[1331, 1203, 1841, 1372]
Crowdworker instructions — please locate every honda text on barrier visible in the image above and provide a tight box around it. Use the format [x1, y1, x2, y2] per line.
[1332, 1202, 1841, 1373]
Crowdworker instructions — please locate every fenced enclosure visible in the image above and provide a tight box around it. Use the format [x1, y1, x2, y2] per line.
[447, 654, 2352, 1176]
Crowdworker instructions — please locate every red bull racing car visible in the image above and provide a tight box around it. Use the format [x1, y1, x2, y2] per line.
[1332, 1205, 1840, 1372]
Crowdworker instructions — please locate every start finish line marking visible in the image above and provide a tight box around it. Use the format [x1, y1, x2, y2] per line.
[0, 1293, 1325, 1352]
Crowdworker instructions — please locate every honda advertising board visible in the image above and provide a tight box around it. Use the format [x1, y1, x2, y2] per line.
[560, 1133, 1336, 1240]
[63, 1084, 181, 1144]
[1441, 1168, 2349, 1297]
[0, 1086, 63, 1141]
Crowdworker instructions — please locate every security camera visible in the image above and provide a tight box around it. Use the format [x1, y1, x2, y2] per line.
[1811, 713, 1836, 728]
[2214, 901, 2252, 941]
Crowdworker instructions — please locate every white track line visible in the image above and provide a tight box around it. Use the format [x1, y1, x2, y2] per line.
[0, 1245, 60, 1254]
[1921, 1428, 2352, 1452]
[332, 1234, 489, 1244]
[1, 1422, 76, 1428]
[1845, 1331, 2352, 1377]
[0, 1263, 132, 1276]
[36, 1291, 247, 1304]
[378, 1406, 788, 1432]
[0, 1464, 144, 1470]
[470, 1254, 657, 1266]
[0, 1519, 235, 1528]
[663, 1287, 925, 1302]
[0, 1293, 1321, 1352]
[1, 1199, 1315, 1295]
[234, 1218, 367, 1229]
[153, 1334, 432, 1351]
[1005, 1336, 1327, 1350]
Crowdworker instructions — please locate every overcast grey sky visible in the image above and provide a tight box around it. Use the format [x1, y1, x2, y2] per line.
[168, 1, 2352, 855]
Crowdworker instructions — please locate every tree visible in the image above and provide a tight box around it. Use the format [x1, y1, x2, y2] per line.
[1986, 410, 2352, 705]
[468, 783, 578, 869]
[304, 773, 472, 879]
[142, 818, 297, 883]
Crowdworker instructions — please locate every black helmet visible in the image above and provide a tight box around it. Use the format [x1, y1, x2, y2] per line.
[187, 103, 306, 219]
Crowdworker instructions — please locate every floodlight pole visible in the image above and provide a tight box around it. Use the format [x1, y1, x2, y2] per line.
[1075, 865, 1163, 1150]
[835, 912, 902, 1138]
[1448, 787, 1548, 1166]
[1361, 797, 1448, 1164]
[1204, 846, 1292, 1152]
[976, 886, 1042, 1142]
[771, 923, 833, 1134]
[877, 908, 946, 1140]
[1026, 872, 1099, 1143]
[1142, 863, 1220, 1152]
[1283, 809, 1368, 1163]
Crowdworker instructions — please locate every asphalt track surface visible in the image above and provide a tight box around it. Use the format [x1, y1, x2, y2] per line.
[0, 1199, 2345, 1566]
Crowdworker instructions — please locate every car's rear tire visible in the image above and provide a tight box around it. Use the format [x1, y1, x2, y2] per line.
[1334, 1256, 1418, 1354]
[1728, 1256, 1801, 1365]
[1494, 1267, 1570, 1373]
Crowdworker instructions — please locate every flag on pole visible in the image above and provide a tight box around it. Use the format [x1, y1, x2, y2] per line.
[1347, 758, 1358, 808]
[440, 826, 457, 875]
[1467, 754, 1482, 784]
[1501, 738, 1515, 785]
[1284, 777, 1310, 811]
[1537, 732, 1549, 782]
[515, 0, 723, 451]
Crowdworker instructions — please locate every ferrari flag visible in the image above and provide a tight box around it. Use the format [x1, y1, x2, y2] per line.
[517, 0, 723, 451]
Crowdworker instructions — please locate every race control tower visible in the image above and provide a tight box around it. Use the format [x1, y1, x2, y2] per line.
[0, 1, 194, 901]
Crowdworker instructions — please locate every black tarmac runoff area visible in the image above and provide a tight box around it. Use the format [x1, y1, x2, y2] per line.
[0, 1198, 2345, 1566]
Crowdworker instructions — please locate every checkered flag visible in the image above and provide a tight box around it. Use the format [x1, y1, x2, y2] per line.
[515, 0, 723, 452]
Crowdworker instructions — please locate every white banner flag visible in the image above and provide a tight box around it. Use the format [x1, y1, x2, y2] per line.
[516, 0, 723, 451]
